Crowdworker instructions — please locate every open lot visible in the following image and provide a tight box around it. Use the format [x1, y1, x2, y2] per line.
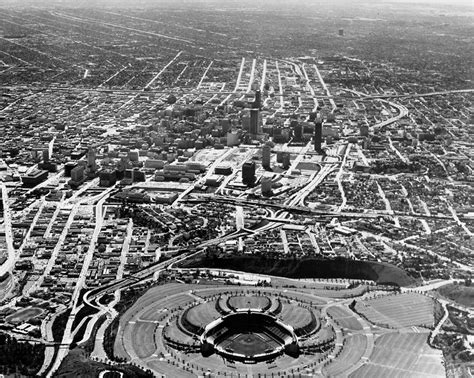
[323, 333, 368, 377]
[351, 332, 445, 378]
[327, 306, 364, 331]
[355, 293, 435, 328]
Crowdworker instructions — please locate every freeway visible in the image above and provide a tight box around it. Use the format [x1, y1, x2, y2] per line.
[0, 183, 15, 277]
[301, 63, 319, 112]
[344, 88, 409, 131]
[184, 194, 459, 222]
[2, 84, 472, 100]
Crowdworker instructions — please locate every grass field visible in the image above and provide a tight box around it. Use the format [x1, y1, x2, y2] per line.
[5, 307, 43, 324]
[164, 319, 196, 345]
[228, 295, 270, 310]
[279, 303, 313, 329]
[185, 301, 221, 329]
[130, 321, 157, 359]
[219, 332, 279, 356]
[351, 333, 445, 378]
[355, 293, 434, 328]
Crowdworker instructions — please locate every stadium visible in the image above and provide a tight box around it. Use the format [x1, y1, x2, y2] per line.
[113, 284, 446, 377]
[167, 292, 320, 364]
[200, 311, 298, 363]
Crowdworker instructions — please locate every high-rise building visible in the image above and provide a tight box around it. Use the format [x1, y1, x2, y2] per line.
[86, 147, 98, 178]
[69, 165, 85, 188]
[99, 169, 117, 187]
[42, 149, 50, 162]
[71, 166, 84, 182]
[87, 148, 97, 170]
[262, 144, 271, 169]
[220, 118, 231, 134]
[253, 90, 261, 110]
[242, 115, 251, 132]
[242, 161, 256, 186]
[292, 120, 303, 142]
[314, 116, 323, 153]
[282, 152, 291, 169]
[250, 109, 259, 136]
[64, 162, 78, 177]
[21, 170, 48, 188]
[261, 177, 272, 196]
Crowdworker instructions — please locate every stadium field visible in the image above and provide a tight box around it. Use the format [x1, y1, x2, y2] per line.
[219, 332, 279, 356]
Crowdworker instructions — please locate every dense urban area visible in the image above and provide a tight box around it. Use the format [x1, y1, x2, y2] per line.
[0, 0, 472, 377]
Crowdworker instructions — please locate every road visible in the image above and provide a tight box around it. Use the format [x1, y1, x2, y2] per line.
[46, 195, 107, 377]
[172, 147, 236, 207]
[197, 61, 213, 89]
[344, 88, 409, 131]
[301, 63, 319, 112]
[430, 300, 448, 345]
[27, 204, 80, 295]
[235, 206, 244, 231]
[314, 63, 337, 113]
[0, 183, 15, 277]
[144, 51, 182, 90]
[401, 279, 455, 293]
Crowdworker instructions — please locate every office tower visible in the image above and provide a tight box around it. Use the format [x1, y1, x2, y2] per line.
[69, 166, 85, 188]
[314, 116, 323, 153]
[21, 170, 48, 188]
[116, 156, 128, 179]
[220, 118, 231, 134]
[292, 120, 303, 142]
[64, 162, 78, 177]
[85, 148, 98, 179]
[282, 152, 291, 169]
[261, 177, 272, 196]
[250, 109, 259, 136]
[262, 144, 271, 169]
[71, 166, 84, 182]
[99, 170, 117, 187]
[242, 161, 256, 186]
[253, 90, 261, 110]
[242, 115, 251, 132]
[42, 149, 50, 162]
[87, 148, 97, 172]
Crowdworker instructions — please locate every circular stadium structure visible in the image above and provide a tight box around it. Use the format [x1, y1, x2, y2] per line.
[201, 311, 298, 363]
[115, 284, 446, 377]
[175, 293, 319, 364]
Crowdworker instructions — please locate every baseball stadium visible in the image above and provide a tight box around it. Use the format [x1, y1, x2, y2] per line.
[112, 283, 445, 377]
